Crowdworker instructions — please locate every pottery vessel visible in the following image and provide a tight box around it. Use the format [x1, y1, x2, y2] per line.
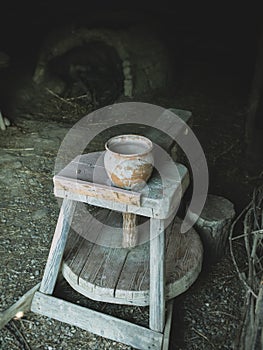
[104, 134, 154, 190]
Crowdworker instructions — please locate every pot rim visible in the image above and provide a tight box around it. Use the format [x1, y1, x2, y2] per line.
[105, 134, 153, 157]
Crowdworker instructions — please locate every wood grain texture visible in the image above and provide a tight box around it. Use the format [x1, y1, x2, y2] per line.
[54, 175, 141, 206]
[62, 216, 203, 306]
[0, 283, 40, 329]
[188, 194, 235, 262]
[162, 300, 174, 350]
[122, 212, 138, 248]
[40, 198, 76, 294]
[149, 218, 165, 332]
[54, 151, 189, 219]
[31, 292, 163, 350]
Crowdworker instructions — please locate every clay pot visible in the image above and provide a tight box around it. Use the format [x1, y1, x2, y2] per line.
[104, 134, 154, 190]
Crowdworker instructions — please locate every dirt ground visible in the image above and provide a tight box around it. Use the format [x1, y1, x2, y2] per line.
[0, 14, 263, 350]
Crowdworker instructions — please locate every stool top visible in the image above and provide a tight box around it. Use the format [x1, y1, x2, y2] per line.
[54, 151, 189, 219]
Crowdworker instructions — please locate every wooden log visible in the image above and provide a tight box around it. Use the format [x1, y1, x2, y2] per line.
[150, 218, 165, 332]
[188, 194, 235, 263]
[31, 291, 163, 350]
[0, 283, 40, 329]
[40, 198, 76, 294]
[122, 212, 138, 248]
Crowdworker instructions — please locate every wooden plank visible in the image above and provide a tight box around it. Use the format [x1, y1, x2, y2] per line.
[40, 199, 76, 294]
[149, 219, 165, 333]
[62, 266, 149, 305]
[162, 300, 174, 350]
[115, 243, 150, 299]
[31, 292, 163, 350]
[71, 205, 110, 243]
[79, 211, 128, 297]
[0, 283, 40, 329]
[55, 154, 189, 219]
[54, 175, 141, 206]
[63, 230, 84, 262]
[63, 209, 111, 284]
[79, 246, 128, 297]
[94, 210, 123, 247]
[165, 217, 203, 299]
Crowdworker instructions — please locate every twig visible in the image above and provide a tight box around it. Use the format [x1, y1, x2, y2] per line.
[2, 148, 34, 151]
[209, 310, 239, 319]
[45, 88, 77, 107]
[6, 320, 32, 350]
[193, 328, 215, 348]
[12, 320, 32, 350]
[229, 202, 258, 298]
[232, 231, 263, 241]
[65, 93, 90, 101]
[230, 186, 263, 349]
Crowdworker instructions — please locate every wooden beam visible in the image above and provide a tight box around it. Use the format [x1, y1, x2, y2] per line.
[31, 292, 163, 350]
[162, 300, 174, 350]
[0, 283, 40, 329]
[40, 198, 76, 294]
[149, 218, 165, 332]
[54, 175, 141, 206]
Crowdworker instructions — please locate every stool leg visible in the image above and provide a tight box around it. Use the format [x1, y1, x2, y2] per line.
[122, 212, 138, 248]
[149, 218, 165, 333]
[40, 199, 76, 294]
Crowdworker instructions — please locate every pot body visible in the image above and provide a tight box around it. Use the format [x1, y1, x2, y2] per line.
[104, 135, 154, 190]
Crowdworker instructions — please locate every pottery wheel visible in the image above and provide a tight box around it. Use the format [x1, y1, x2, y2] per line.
[62, 209, 203, 306]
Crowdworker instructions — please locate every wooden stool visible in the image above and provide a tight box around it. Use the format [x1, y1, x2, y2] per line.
[0, 109, 204, 349]
[27, 151, 202, 349]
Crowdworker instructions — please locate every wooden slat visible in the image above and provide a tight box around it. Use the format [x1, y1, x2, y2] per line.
[0, 283, 40, 329]
[54, 175, 141, 206]
[79, 246, 128, 297]
[62, 217, 203, 306]
[71, 206, 110, 244]
[54, 151, 189, 219]
[79, 211, 128, 297]
[162, 300, 174, 350]
[40, 199, 76, 294]
[94, 210, 123, 247]
[115, 243, 149, 299]
[149, 218, 165, 332]
[64, 209, 111, 282]
[31, 292, 163, 350]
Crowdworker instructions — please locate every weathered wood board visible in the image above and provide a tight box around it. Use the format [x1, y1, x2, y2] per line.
[62, 216, 203, 306]
[31, 292, 163, 350]
[40, 198, 76, 294]
[54, 151, 189, 219]
[149, 218, 165, 332]
[0, 283, 40, 329]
